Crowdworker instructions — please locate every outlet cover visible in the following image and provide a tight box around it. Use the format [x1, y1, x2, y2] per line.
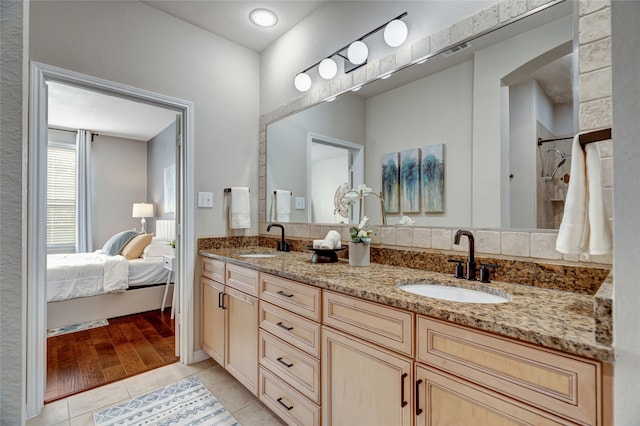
[295, 197, 305, 210]
[198, 191, 213, 208]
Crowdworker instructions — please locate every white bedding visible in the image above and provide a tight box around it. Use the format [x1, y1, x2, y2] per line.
[47, 252, 168, 302]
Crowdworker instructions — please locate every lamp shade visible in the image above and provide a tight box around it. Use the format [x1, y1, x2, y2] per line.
[384, 19, 408, 47]
[347, 41, 368, 65]
[132, 203, 154, 218]
[318, 58, 338, 80]
[294, 73, 312, 92]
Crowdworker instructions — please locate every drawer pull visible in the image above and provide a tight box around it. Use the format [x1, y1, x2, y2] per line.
[277, 397, 294, 411]
[218, 292, 227, 309]
[276, 357, 294, 368]
[415, 379, 423, 416]
[277, 321, 294, 331]
[400, 373, 408, 408]
[277, 290, 294, 298]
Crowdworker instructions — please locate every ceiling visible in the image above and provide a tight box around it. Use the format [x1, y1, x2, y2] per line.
[142, 0, 327, 53]
[47, 82, 178, 141]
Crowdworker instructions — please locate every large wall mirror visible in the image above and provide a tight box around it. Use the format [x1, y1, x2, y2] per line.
[266, 0, 575, 230]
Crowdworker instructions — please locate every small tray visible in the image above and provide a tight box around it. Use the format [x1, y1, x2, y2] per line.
[305, 245, 345, 263]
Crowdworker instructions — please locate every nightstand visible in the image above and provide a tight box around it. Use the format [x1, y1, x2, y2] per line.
[162, 255, 176, 319]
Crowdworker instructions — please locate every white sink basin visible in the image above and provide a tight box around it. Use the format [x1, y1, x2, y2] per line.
[398, 284, 509, 304]
[237, 253, 281, 258]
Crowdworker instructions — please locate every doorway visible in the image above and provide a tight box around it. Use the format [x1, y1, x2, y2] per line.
[27, 62, 196, 418]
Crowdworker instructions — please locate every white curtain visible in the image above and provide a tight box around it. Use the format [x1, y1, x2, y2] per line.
[75, 130, 93, 253]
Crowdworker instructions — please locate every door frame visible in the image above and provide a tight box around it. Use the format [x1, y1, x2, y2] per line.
[26, 62, 196, 418]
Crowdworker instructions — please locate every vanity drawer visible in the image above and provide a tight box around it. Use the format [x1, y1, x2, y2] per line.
[260, 301, 321, 357]
[260, 273, 322, 321]
[416, 316, 601, 426]
[201, 257, 225, 283]
[259, 367, 320, 426]
[226, 263, 259, 296]
[323, 291, 414, 357]
[259, 329, 320, 403]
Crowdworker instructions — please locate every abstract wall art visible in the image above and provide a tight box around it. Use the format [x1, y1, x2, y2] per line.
[400, 148, 421, 212]
[421, 144, 445, 212]
[381, 152, 400, 213]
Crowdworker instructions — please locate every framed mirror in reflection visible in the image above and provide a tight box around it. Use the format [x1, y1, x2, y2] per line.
[266, 0, 575, 230]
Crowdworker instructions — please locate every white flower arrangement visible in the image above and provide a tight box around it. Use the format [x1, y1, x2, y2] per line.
[340, 184, 387, 225]
[350, 216, 372, 244]
[397, 216, 415, 226]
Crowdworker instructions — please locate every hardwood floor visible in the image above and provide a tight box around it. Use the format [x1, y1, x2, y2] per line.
[45, 310, 178, 403]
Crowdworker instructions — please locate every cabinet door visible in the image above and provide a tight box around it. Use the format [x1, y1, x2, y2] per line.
[322, 327, 412, 426]
[201, 277, 225, 365]
[414, 365, 573, 426]
[226, 286, 259, 395]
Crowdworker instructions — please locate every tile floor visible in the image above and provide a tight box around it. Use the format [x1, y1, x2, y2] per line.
[27, 359, 285, 426]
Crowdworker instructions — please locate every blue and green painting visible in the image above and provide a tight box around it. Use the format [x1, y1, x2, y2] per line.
[400, 148, 421, 212]
[421, 144, 445, 212]
[381, 152, 400, 213]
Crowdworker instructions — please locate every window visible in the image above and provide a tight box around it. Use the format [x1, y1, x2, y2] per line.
[47, 141, 76, 252]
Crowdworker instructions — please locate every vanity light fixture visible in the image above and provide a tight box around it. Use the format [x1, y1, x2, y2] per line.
[293, 12, 408, 92]
[249, 8, 278, 28]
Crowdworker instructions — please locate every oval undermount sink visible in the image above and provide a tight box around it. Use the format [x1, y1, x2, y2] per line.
[398, 284, 510, 304]
[237, 253, 281, 258]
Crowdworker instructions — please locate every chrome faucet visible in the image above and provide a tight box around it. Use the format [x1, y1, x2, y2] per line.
[454, 229, 476, 280]
[267, 223, 290, 252]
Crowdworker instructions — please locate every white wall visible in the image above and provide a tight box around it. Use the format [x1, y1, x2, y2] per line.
[29, 0, 260, 239]
[366, 60, 473, 227]
[92, 135, 148, 249]
[472, 16, 572, 228]
[611, 1, 640, 423]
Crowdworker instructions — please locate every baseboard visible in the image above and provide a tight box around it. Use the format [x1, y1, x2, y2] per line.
[191, 349, 210, 364]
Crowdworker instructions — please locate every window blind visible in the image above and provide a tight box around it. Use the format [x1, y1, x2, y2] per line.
[47, 142, 76, 250]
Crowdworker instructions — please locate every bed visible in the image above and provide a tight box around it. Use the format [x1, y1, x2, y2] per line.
[47, 220, 176, 328]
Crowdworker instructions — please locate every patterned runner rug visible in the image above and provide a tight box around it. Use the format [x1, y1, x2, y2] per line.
[93, 376, 239, 426]
[47, 319, 109, 337]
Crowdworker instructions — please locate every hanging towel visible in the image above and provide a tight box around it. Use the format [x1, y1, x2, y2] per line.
[556, 135, 612, 255]
[229, 187, 251, 229]
[271, 190, 292, 222]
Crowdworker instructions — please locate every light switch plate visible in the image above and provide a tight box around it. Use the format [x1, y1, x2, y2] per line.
[295, 197, 305, 210]
[198, 191, 213, 208]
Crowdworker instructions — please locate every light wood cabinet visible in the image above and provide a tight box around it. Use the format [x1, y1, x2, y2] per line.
[322, 327, 413, 426]
[417, 316, 603, 425]
[200, 259, 259, 395]
[415, 365, 574, 426]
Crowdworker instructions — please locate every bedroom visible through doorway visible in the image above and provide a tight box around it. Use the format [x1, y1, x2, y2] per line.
[28, 62, 196, 418]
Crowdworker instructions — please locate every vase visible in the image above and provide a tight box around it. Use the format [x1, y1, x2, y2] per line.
[349, 242, 370, 267]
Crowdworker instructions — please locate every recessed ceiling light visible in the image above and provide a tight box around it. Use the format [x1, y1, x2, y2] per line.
[249, 8, 278, 28]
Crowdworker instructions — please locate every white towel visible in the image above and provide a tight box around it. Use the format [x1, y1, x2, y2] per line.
[556, 135, 612, 255]
[229, 187, 251, 229]
[271, 190, 291, 222]
[320, 230, 342, 249]
[313, 239, 325, 249]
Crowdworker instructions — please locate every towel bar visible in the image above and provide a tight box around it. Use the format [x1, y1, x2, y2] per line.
[224, 188, 250, 194]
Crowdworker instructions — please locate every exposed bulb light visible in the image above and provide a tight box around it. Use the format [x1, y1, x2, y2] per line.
[294, 73, 312, 92]
[347, 41, 368, 65]
[384, 19, 408, 47]
[351, 85, 363, 92]
[249, 8, 278, 28]
[318, 58, 338, 80]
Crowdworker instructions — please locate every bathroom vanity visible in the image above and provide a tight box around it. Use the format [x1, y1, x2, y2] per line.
[200, 248, 612, 426]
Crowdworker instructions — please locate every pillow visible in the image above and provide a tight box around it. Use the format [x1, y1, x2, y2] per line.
[121, 233, 154, 260]
[101, 230, 138, 255]
[143, 241, 175, 259]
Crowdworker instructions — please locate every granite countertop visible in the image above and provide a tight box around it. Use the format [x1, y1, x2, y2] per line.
[201, 246, 613, 362]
